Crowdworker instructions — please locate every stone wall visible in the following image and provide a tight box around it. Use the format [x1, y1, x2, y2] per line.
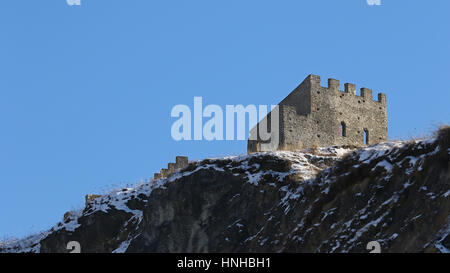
[153, 156, 189, 180]
[83, 156, 189, 206]
[85, 194, 102, 205]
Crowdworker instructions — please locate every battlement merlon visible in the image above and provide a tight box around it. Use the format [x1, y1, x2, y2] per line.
[377, 93, 387, 104]
[360, 88, 373, 100]
[344, 83, 356, 95]
[175, 156, 189, 168]
[154, 173, 162, 179]
[168, 163, 176, 172]
[302, 74, 322, 88]
[328, 78, 340, 91]
[160, 168, 169, 177]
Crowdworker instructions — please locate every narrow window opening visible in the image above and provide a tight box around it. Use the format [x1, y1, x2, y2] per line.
[340, 122, 346, 137]
[364, 129, 369, 145]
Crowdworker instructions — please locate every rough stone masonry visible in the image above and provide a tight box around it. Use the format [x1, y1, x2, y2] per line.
[153, 156, 189, 180]
[248, 74, 387, 152]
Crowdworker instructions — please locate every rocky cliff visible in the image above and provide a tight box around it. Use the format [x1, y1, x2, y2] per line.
[1, 127, 449, 253]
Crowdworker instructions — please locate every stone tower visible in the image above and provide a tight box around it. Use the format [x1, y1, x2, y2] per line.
[247, 74, 387, 153]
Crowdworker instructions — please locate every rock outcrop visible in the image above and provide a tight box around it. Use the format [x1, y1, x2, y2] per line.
[1, 128, 449, 253]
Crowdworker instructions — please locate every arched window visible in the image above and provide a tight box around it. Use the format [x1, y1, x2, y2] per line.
[340, 122, 346, 137]
[364, 129, 369, 145]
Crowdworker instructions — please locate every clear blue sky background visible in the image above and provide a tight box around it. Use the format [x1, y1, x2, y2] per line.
[1, 0, 449, 238]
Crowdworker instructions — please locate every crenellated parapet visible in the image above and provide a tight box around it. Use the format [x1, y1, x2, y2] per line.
[153, 156, 189, 181]
[82, 156, 190, 207]
[307, 74, 386, 104]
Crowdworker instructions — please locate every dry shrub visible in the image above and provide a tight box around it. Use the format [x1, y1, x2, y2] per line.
[311, 142, 320, 155]
[435, 125, 450, 149]
[421, 125, 450, 171]
[280, 143, 294, 151]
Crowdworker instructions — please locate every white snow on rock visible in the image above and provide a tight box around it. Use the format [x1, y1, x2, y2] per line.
[372, 160, 393, 173]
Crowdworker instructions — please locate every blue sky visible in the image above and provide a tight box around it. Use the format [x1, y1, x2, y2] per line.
[0, 0, 449, 238]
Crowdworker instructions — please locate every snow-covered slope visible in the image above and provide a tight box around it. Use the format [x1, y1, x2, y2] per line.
[1, 128, 449, 253]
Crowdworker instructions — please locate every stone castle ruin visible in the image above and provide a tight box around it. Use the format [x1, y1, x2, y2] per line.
[248, 74, 387, 153]
[85, 74, 388, 205]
